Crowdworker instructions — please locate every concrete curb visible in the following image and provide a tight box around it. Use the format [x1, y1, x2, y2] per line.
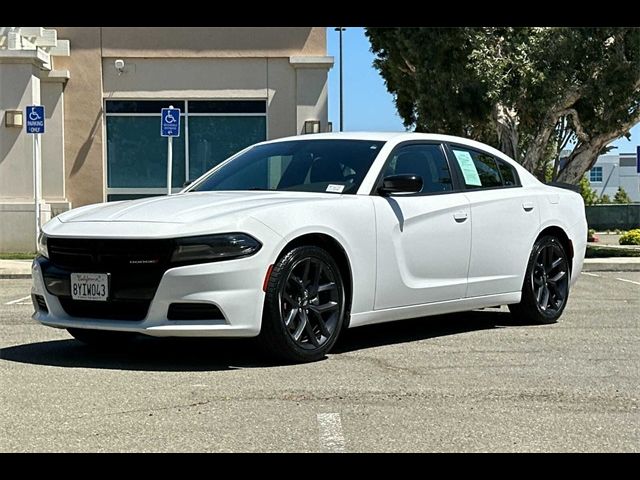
[0, 274, 32, 279]
[582, 263, 640, 272]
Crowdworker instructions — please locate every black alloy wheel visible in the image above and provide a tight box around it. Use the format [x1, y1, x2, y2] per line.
[531, 242, 569, 316]
[260, 246, 346, 362]
[509, 235, 570, 324]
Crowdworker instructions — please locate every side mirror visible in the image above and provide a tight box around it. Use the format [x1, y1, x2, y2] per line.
[377, 174, 423, 196]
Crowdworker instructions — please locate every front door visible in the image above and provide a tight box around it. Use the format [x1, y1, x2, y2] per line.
[373, 143, 472, 310]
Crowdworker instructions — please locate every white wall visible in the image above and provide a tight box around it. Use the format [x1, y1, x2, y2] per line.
[591, 154, 640, 202]
[41, 81, 66, 200]
[102, 57, 330, 141]
[0, 61, 52, 252]
[0, 62, 40, 200]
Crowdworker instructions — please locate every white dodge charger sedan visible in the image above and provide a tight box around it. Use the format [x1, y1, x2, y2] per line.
[32, 133, 587, 362]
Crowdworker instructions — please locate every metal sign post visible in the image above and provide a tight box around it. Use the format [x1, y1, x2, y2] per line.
[26, 105, 45, 249]
[161, 106, 181, 195]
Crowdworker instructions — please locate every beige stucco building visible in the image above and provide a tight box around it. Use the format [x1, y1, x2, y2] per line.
[0, 27, 333, 252]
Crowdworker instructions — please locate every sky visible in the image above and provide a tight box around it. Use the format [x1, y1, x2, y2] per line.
[326, 27, 639, 154]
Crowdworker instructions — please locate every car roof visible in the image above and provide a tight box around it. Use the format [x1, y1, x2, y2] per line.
[264, 132, 503, 153]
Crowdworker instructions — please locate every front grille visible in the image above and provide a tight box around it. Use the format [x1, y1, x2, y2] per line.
[48, 238, 174, 271]
[42, 238, 175, 321]
[168, 303, 224, 321]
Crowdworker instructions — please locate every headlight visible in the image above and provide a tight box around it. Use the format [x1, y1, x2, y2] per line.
[37, 232, 48, 258]
[171, 233, 261, 264]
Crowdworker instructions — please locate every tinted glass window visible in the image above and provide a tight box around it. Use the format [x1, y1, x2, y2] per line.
[497, 159, 518, 186]
[106, 116, 186, 188]
[451, 148, 506, 189]
[473, 152, 502, 187]
[191, 140, 385, 194]
[384, 144, 453, 194]
[188, 100, 266, 114]
[105, 100, 185, 113]
[188, 116, 266, 180]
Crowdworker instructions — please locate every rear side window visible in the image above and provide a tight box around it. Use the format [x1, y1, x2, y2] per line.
[450, 147, 519, 189]
[496, 159, 518, 186]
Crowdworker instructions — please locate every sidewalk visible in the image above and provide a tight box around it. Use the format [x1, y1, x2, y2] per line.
[1, 257, 639, 279]
[0, 259, 32, 279]
[582, 257, 640, 272]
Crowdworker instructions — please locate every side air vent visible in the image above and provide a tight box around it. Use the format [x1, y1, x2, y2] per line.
[32, 294, 48, 313]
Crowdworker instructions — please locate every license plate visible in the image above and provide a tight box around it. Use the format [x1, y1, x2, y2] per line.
[70, 273, 109, 301]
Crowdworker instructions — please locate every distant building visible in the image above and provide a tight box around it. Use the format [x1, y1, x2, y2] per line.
[587, 151, 639, 202]
[0, 27, 333, 251]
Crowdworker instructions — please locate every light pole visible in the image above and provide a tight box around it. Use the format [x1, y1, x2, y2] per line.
[335, 27, 346, 132]
[600, 164, 617, 200]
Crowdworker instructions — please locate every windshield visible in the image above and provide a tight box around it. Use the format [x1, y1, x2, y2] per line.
[189, 139, 385, 195]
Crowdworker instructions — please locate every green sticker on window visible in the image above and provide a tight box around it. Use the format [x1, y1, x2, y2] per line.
[452, 150, 482, 186]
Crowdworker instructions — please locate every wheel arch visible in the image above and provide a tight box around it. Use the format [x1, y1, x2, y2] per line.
[536, 226, 574, 262]
[275, 233, 353, 327]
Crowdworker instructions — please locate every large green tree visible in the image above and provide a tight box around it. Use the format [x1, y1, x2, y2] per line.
[366, 27, 640, 183]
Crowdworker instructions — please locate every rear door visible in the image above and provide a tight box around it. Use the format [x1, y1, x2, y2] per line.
[373, 142, 471, 310]
[445, 144, 540, 297]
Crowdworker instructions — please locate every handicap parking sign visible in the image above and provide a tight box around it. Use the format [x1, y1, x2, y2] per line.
[161, 108, 181, 137]
[26, 105, 45, 134]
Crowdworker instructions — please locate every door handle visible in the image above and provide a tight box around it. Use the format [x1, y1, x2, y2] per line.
[522, 202, 535, 212]
[453, 211, 468, 223]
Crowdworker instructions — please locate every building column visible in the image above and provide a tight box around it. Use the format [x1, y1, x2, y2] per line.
[40, 70, 71, 217]
[0, 27, 71, 252]
[289, 56, 334, 135]
[0, 59, 51, 252]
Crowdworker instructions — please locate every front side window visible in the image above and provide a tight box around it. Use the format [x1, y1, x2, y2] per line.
[191, 140, 385, 195]
[383, 144, 453, 194]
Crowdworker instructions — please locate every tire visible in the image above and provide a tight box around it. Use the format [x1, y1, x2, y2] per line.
[67, 328, 136, 348]
[259, 246, 347, 363]
[509, 235, 570, 324]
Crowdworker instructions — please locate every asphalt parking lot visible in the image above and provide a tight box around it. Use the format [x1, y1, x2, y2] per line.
[1, 272, 638, 452]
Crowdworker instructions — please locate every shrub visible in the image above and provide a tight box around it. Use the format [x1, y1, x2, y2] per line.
[579, 176, 598, 206]
[613, 187, 632, 204]
[587, 228, 599, 242]
[600, 194, 611, 204]
[619, 229, 640, 246]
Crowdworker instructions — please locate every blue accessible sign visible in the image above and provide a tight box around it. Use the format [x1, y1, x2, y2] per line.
[26, 105, 45, 134]
[161, 107, 181, 137]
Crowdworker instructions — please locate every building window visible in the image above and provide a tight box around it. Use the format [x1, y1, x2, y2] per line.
[105, 100, 267, 200]
[589, 166, 603, 182]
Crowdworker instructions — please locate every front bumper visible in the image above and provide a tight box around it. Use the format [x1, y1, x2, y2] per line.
[31, 254, 268, 337]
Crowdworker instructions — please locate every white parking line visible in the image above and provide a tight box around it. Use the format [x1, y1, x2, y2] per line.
[317, 413, 346, 452]
[4, 295, 31, 305]
[581, 272, 600, 277]
[615, 277, 640, 286]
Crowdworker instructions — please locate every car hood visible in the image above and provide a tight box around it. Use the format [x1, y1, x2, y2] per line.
[56, 191, 336, 225]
